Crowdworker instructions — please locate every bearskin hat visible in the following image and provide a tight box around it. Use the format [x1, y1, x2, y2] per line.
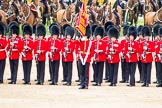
[142, 26, 151, 37]
[9, 23, 19, 36]
[49, 23, 59, 34]
[106, 25, 114, 36]
[108, 27, 119, 39]
[36, 24, 46, 37]
[127, 26, 137, 39]
[8, 21, 19, 32]
[137, 25, 144, 36]
[104, 21, 114, 32]
[91, 24, 98, 36]
[158, 27, 162, 37]
[153, 24, 161, 36]
[51, 25, 59, 36]
[65, 26, 74, 38]
[94, 26, 104, 38]
[85, 24, 91, 39]
[23, 24, 32, 36]
[0, 22, 7, 35]
[123, 25, 130, 36]
[62, 24, 71, 35]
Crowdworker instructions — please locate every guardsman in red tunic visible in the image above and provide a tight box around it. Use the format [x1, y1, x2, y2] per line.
[120, 25, 129, 83]
[34, 24, 48, 85]
[91, 24, 98, 83]
[48, 25, 62, 85]
[61, 24, 70, 82]
[7, 23, 22, 84]
[107, 27, 121, 86]
[92, 27, 106, 86]
[77, 25, 94, 89]
[0, 22, 7, 84]
[48, 23, 59, 82]
[155, 26, 162, 87]
[62, 26, 75, 86]
[153, 24, 161, 84]
[74, 33, 81, 83]
[103, 21, 114, 82]
[140, 26, 155, 87]
[21, 24, 33, 85]
[124, 26, 139, 87]
[136, 25, 144, 83]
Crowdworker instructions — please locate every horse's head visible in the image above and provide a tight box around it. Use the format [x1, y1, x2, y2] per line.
[107, 3, 111, 16]
[145, 0, 150, 11]
[68, 2, 76, 14]
[17, 4, 30, 23]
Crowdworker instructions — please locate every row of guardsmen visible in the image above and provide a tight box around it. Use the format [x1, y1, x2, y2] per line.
[0, 21, 162, 89]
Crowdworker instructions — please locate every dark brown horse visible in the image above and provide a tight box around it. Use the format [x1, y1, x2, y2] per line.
[105, 2, 122, 31]
[124, 0, 139, 27]
[33, 0, 51, 25]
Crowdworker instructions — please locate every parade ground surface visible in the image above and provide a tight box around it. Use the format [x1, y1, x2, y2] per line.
[0, 56, 162, 108]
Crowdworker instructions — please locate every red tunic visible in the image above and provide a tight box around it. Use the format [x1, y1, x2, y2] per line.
[47, 37, 62, 61]
[33, 38, 48, 61]
[0, 36, 7, 60]
[107, 40, 121, 63]
[21, 38, 34, 61]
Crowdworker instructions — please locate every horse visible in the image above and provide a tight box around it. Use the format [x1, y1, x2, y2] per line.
[144, 7, 162, 28]
[33, 0, 51, 25]
[87, 6, 97, 26]
[0, 10, 7, 26]
[5, 1, 20, 24]
[124, 0, 139, 27]
[105, 2, 122, 31]
[17, 3, 41, 26]
[50, 0, 64, 22]
[56, 2, 76, 29]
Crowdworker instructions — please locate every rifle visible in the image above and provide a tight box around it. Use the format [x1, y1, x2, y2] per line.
[109, 43, 113, 63]
[142, 40, 147, 62]
[94, 41, 98, 64]
[160, 44, 162, 63]
[127, 42, 131, 62]
[64, 40, 68, 60]
[50, 38, 55, 61]
[8, 37, 13, 57]
[35, 39, 41, 64]
[23, 38, 27, 60]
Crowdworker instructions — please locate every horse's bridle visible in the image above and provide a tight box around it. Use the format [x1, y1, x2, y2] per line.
[17, 4, 31, 23]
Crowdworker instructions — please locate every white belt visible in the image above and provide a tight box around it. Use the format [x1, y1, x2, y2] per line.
[0, 49, 5, 52]
[12, 49, 18, 51]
